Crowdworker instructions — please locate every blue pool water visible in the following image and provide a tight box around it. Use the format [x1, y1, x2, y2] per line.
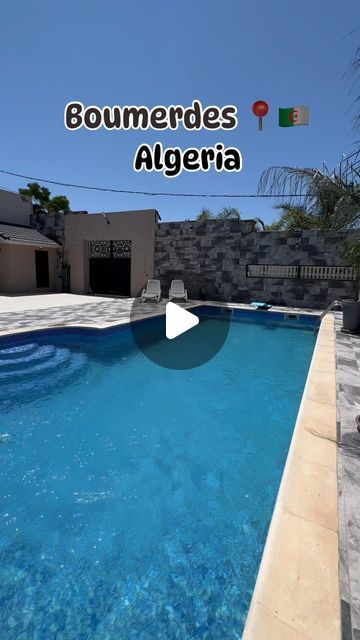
[0, 310, 315, 639]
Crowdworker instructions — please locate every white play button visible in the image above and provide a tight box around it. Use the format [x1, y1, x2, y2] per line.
[166, 302, 199, 339]
[130, 297, 231, 368]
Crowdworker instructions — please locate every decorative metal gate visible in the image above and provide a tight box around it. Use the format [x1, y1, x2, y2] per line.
[89, 240, 131, 296]
[89, 240, 131, 259]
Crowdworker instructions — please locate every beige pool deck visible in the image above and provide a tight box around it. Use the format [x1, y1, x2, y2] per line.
[243, 314, 339, 639]
[0, 294, 340, 638]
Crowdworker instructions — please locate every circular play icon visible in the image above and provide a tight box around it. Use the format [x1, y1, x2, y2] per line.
[129, 297, 231, 370]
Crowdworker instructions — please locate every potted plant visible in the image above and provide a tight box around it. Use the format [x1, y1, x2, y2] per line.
[342, 238, 360, 333]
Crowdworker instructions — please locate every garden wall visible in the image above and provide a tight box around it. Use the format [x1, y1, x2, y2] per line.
[30, 210, 66, 244]
[155, 219, 355, 308]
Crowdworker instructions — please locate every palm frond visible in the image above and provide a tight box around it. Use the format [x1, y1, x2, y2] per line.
[258, 164, 360, 231]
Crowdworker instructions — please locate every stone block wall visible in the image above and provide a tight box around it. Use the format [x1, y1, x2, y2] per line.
[155, 219, 356, 309]
[30, 211, 66, 245]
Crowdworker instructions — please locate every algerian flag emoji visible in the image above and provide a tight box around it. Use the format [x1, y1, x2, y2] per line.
[279, 106, 309, 127]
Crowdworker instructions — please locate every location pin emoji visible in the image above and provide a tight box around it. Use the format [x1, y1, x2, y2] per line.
[252, 100, 269, 131]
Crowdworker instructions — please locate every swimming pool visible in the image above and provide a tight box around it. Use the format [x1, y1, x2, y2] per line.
[0, 308, 316, 639]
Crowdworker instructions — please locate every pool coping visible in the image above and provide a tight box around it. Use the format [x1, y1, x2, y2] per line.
[242, 313, 340, 639]
[0, 299, 320, 339]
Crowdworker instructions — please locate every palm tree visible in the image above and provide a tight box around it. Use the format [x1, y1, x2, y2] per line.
[258, 166, 360, 230]
[217, 206, 241, 219]
[349, 44, 360, 137]
[266, 204, 320, 231]
[253, 217, 267, 230]
[258, 164, 360, 297]
[256, 44, 360, 294]
[197, 207, 213, 221]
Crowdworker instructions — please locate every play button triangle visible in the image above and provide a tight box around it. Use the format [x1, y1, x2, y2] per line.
[166, 302, 199, 339]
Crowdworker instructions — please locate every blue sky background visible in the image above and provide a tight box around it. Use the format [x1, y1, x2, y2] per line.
[0, 0, 359, 223]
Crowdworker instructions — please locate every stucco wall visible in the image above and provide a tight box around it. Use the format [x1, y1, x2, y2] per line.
[0, 189, 32, 226]
[0, 243, 60, 294]
[64, 210, 158, 296]
[155, 220, 355, 308]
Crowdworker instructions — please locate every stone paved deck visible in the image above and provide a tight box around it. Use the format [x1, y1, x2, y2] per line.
[335, 313, 360, 640]
[0, 298, 165, 334]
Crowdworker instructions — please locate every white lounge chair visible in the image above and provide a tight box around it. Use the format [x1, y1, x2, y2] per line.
[169, 280, 187, 302]
[141, 279, 161, 302]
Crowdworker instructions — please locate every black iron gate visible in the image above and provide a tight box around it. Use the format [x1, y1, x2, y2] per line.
[89, 240, 131, 296]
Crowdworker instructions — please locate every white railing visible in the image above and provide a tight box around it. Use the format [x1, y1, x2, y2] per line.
[299, 266, 356, 281]
[246, 265, 299, 278]
[246, 264, 356, 281]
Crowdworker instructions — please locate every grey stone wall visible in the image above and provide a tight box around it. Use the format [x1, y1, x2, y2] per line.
[155, 219, 356, 309]
[30, 211, 66, 245]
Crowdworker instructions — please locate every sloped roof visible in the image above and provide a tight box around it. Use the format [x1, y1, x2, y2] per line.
[0, 222, 59, 247]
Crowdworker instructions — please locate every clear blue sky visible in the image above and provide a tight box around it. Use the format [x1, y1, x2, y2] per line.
[0, 0, 359, 223]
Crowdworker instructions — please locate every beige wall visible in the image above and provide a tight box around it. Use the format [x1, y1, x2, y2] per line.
[64, 210, 157, 296]
[0, 243, 61, 294]
[0, 189, 32, 226]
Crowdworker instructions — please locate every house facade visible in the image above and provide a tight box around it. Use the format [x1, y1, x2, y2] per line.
[1, 194, 159, 298]
[64, 209, 159, 297]
[0, 189, 61, 295]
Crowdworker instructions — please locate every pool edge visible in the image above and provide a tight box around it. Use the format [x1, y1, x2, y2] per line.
[0, 301, 320, 339]
[243, 314, 340, 640]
